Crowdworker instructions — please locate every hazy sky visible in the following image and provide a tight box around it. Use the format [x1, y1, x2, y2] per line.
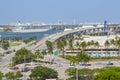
[0, 0, 120, 24]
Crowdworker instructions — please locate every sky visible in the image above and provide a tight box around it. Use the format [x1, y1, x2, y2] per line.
[0, 0, 120, 24]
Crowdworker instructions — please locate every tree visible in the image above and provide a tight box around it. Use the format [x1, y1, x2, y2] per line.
[45, 40, 54, 54]
[110, 39, 115, 46]
[2, 40, 9, 50]
[66, 68, 94, 80]
[75, 41, 80, 49]
[0, 71, 4, 80]
[41, 50, 47, 55]
[15, 71, 23, 79]
[114, 38, 120, 54]
[56, 37, 67, 57]
[69, 56, 78, 65]
[93, 67, 120, 80]
[94, 41, 100, 48]
[12, 48, 38, 64]
[87, 41, 91, 47]
[79, 41, 87, 50]
[35, 50, 43, 59]
[88, 40, 95, 48]
[78, 68, 94, 80]
[77, 51, 90, 64]
[5, 72, 16, 80]
[67, 34, 74, 50]
[65, 68, 76, 77]
[15, 48, 31, 56]
[56, 39, 63, 54]
[29, 66, 58, 80]
[61, 37, 67, 56]
[23, 37, 36, 44]
[104, 40, 110, 48]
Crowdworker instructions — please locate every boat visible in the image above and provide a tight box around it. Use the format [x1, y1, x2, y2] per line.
[12, 25, 53, 33]
[64, 28, 73, 31]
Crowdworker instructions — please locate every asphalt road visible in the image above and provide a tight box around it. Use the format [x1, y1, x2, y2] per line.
[0, 52, 15, 73]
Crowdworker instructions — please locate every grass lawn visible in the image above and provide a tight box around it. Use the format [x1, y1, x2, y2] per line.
[10, 43, 21, 47]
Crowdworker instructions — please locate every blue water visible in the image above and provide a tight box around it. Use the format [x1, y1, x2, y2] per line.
[0, 29, 63, 40]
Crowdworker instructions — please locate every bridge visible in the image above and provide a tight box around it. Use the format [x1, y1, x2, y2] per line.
[28, 26, 105, 51]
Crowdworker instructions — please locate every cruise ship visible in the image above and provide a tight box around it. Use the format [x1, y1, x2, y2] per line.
[11, 22, 53, 33]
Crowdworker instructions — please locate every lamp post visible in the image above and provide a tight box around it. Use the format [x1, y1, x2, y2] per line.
[76, 64, 79, 80]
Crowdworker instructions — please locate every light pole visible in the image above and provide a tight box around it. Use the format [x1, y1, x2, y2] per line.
[76, 64, 79, 80]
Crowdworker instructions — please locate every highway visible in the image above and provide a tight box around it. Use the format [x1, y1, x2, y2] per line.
[30, 26, 103, 51]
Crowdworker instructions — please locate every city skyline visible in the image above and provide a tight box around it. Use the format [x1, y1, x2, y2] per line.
[0, 0, 120, 24]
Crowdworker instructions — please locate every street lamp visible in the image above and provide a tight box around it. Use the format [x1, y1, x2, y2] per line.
[76, 64, 79, 80]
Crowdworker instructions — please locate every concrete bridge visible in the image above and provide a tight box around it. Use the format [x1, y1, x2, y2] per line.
[28, 26, 105, 51]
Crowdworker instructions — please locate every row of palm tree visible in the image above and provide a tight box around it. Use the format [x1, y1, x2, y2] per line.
[75, 36, 120, 50]
[45, 34, 120, 58]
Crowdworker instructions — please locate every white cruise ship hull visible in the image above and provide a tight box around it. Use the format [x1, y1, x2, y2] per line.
[12, 29, 52, 33]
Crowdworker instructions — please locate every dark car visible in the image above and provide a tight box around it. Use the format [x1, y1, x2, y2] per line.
[80, 63, 91, 66]
[21, 67, 30, 72]
[86, 64, 91, 66]
[107, 63, 114, 65]
[80, 63, 86, 66]
[70, 63, 75, 66]
[10, 67, 19, 70]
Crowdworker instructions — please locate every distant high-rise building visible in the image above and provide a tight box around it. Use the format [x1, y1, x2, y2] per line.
[104, 20, 107, 32]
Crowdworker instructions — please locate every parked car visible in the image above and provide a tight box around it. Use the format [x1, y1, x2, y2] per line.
[70, 63, 75, 66]
[80, 63, 91, 66]
[86, 64, 91, 66]
[95, 62, 102, 65]
[21, 67, 30, 72]
[80, 63, 86, 66]
[9, 67, 19, 70]
[107, 63, 114, 65]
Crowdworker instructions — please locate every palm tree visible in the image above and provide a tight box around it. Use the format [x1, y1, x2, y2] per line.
[104, 40, 111, 57]
[56, 40, 62, 53]
[79, 41, 87, 51]
[94, 41, 100, 48]
[61, 37, 67, 57]
[67, 33, 74, 40]
[104, 40, 110, 48]
[77, 51, 90, 64]
[75, 41, 80, 49]
[110, 39, 115, 45]
[114, 37, 120, 55]
[56, 37, 67, 57]
[69, 55, 79, 80]
[87, 41, 91, 48]
[45, 40, 54, 54]
[67, 34, 74, 50]
[69, 56, 78, 66]
[75, 50, 90, 80]
[90, 40, 95, 48]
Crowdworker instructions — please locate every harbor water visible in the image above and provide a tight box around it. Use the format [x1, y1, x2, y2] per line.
[0, 29, 63, 40]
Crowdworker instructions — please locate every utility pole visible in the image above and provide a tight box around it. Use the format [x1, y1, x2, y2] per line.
[76, 64, 79, 80]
